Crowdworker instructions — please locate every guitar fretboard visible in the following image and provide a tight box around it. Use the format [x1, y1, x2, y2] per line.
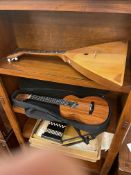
[15, 48, 65, 54]
[30, 94, 78, 108]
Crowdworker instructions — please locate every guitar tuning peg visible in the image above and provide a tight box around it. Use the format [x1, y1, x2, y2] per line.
[7, 58, 11, 62]
[7, 57, 19, 62]
[14, 57, 18, 61]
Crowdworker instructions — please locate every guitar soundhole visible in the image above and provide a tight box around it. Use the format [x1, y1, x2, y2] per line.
[84, 53, 88, 55]
[89, 102, 94, 115]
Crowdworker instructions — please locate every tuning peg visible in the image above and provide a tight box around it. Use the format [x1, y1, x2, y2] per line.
[7, 57, 19, 62]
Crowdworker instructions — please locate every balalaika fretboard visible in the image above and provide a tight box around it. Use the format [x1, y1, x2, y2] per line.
[13, 48, 65, 54]
[29, 94, 78, 108]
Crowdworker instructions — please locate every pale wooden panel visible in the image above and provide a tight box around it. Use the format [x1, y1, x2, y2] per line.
[65, 41, 128, 87]
[0, 0, 131, 14]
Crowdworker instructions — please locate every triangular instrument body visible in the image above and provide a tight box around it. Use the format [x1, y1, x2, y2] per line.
[64, 41, 128, 87]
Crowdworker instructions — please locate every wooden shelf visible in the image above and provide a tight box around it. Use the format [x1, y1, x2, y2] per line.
[0, 1, 130, 174]
[0, 0, 131, 14]
[0, 55, 130, 93]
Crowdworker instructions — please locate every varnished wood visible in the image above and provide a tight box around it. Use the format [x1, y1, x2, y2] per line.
[6, 41, 128, 87]
[3, 10, 131, 89]
[10, 11, 131, 50]
[0, 55, 110, 91]
[15, 93, 109, 125]
[61, 95, 109, 125]
[65, 41, 128, 87]
[0, 0, 131, 14]
[100, 91, 131, 175]
[0, 55, 130, 93]
[0, 14, 19, 144]
[0, 78, 24, 144]
[13, 92, 119, 135]
[0, 3, 130, 175]
[6, 49, 64, 61]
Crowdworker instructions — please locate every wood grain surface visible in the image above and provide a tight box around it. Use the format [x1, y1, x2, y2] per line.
[5, 41, 128, 87]
[65, 41, 128, 87]
[0, 55, 130, 93]
[0, 4, 130, 175]
[9, 11, 131, 50]
[60, 95, 109, 125]
[0, 79, 24, 144]
[0, 0, 131, 14]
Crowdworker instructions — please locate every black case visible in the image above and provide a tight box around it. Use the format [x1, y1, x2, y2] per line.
[12, 78, 111, 143]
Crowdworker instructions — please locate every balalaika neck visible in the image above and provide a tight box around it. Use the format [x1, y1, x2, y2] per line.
[28, 94, 78, 108]
[15, 48, 65, 54]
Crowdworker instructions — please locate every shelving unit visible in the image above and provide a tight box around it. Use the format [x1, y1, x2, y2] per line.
[0, 1, 131, 175]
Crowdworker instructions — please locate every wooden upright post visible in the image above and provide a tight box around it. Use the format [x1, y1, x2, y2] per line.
[100, 91, 131, 175]
[0, 78, 24, 144]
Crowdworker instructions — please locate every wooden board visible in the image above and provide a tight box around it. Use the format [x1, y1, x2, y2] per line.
[0, 0, 131, 14]
[65, 41, 128, 87]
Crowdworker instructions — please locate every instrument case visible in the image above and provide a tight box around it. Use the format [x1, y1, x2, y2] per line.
[11, 78, 111, 142]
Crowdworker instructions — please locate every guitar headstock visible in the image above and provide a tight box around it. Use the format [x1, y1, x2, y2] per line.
[15, 94, 30, 101]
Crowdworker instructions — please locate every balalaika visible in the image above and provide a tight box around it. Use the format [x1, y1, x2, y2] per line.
[16, 93, 110, 125]
[6, 41, 128, 87]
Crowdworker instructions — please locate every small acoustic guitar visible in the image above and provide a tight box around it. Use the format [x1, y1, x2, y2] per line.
[16, 93, 110, 125]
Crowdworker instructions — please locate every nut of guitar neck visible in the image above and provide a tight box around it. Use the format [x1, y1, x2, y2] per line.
[16, 94, 30, 101]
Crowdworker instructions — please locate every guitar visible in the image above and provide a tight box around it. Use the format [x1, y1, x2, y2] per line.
[16, 93, 110, 125]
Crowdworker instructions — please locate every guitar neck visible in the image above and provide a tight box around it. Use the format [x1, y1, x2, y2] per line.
[16, 93, 78, 108]
[18, 49, 65, 54]
[7, 48, 65, 59]
[30, 94, 68, 106]
[6, 48, 66, 62]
